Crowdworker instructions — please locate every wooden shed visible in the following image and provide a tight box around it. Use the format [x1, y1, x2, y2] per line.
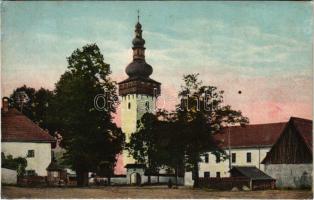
[46, 160, 67, 186]
[230, 166, 276, 190]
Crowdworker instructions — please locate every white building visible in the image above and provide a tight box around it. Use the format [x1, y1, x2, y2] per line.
[1, 98, 56, 176]
[199, 122, 286, 178]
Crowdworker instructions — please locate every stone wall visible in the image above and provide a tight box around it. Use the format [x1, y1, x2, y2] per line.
[1, 168, 17, 185]
[184, 172, 194, 186]
[265, 164, 312, 188]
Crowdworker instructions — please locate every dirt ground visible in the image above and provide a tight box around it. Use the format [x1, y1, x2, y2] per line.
[1, 185, 313, 199]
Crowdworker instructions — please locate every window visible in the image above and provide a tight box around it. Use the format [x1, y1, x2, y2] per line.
[216, 155, 220, 163]
[216, 172, 221, 178]
[128, 102, 131, 110]
[145, 101, 149, 111]
[204, 172, 210, 178]
[247, 152, 252, 163]
[204, 154, 209, 163]
[27, 150, 34, 158]
[231, 153, 236, 163]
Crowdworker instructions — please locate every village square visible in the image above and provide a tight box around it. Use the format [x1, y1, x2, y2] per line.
[1, 1, 313, 199]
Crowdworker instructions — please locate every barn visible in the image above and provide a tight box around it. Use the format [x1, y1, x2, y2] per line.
[262, 117, 312, 188]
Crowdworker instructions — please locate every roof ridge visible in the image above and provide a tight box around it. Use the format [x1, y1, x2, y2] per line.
[290, 116, 312, 123]
[223, 121, 287, 129]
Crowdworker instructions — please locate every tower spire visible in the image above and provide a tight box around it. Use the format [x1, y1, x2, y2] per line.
[132, 11, 145, 60]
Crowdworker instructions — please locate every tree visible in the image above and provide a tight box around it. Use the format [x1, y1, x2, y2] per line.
[126, 74, 248, 188]
[2, 153, 27, 176]
[126, 113, 160, 183]
[48, 44, 124, 186]
[176, 73, 249, 187]
[126, 110, 186, 185]
[10, 85, 54, 132]
[10, 85, 35, 119]
[154, 110, 185, 186]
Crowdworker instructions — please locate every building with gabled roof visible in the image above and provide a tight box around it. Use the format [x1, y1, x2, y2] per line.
[199, 122, 286, 179]
[1, 98, 55, 176]
[262, 117, 312, 188]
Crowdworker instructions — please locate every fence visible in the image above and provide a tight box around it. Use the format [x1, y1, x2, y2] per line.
[198, 177, 250, 190]
[17, 176, 47, 187]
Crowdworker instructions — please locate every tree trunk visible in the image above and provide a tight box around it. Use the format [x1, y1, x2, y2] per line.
[192, 163, 199, 188]
[108, 176, 111, 186]
[76, 170, 89, 187]
[148, 175, 151, 184]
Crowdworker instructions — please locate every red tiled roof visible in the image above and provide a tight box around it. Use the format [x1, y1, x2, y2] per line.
[290, 117, 312, 153]
[213, 122, 287, 148]
[1, 108, 55, 143]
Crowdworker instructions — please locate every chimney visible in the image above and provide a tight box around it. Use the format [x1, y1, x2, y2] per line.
[2, 97, 9, 112]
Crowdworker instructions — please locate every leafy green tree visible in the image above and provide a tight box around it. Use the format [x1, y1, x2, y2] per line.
[176, 73, 249, 187]
[10, 85, 54, 132]
[2, 153, 27, 176]
[10, 85, 36, 119]
[126, 110, 185, 185]
[154, 110, 185, 185]
[48, 44, 124, 186]
[126, 74, 248, 187]
[126, 113, 160, 183]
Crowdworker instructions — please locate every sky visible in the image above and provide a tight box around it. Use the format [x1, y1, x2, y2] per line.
[2, 1, 313, 126]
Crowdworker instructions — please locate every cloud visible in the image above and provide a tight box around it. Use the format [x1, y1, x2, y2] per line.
[2, 10, 312, 123]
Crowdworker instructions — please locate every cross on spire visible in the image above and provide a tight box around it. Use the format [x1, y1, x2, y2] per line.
[137, 9, 140, 23]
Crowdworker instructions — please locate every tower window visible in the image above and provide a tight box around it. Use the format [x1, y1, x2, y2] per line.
[145, 101, 149, 111]
[204, 154, 209, 163]
[128, 102, 131, 110]
[247, 152, 251, 163]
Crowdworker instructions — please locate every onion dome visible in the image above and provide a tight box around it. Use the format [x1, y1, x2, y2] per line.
[132, 37, 145, 48]
[132, 22, 145, 48]
[126, 59, 153, 78]
[125, 14, 153, 78]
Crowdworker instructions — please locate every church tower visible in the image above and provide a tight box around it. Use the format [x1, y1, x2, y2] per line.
[118, 15, 161, 166]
